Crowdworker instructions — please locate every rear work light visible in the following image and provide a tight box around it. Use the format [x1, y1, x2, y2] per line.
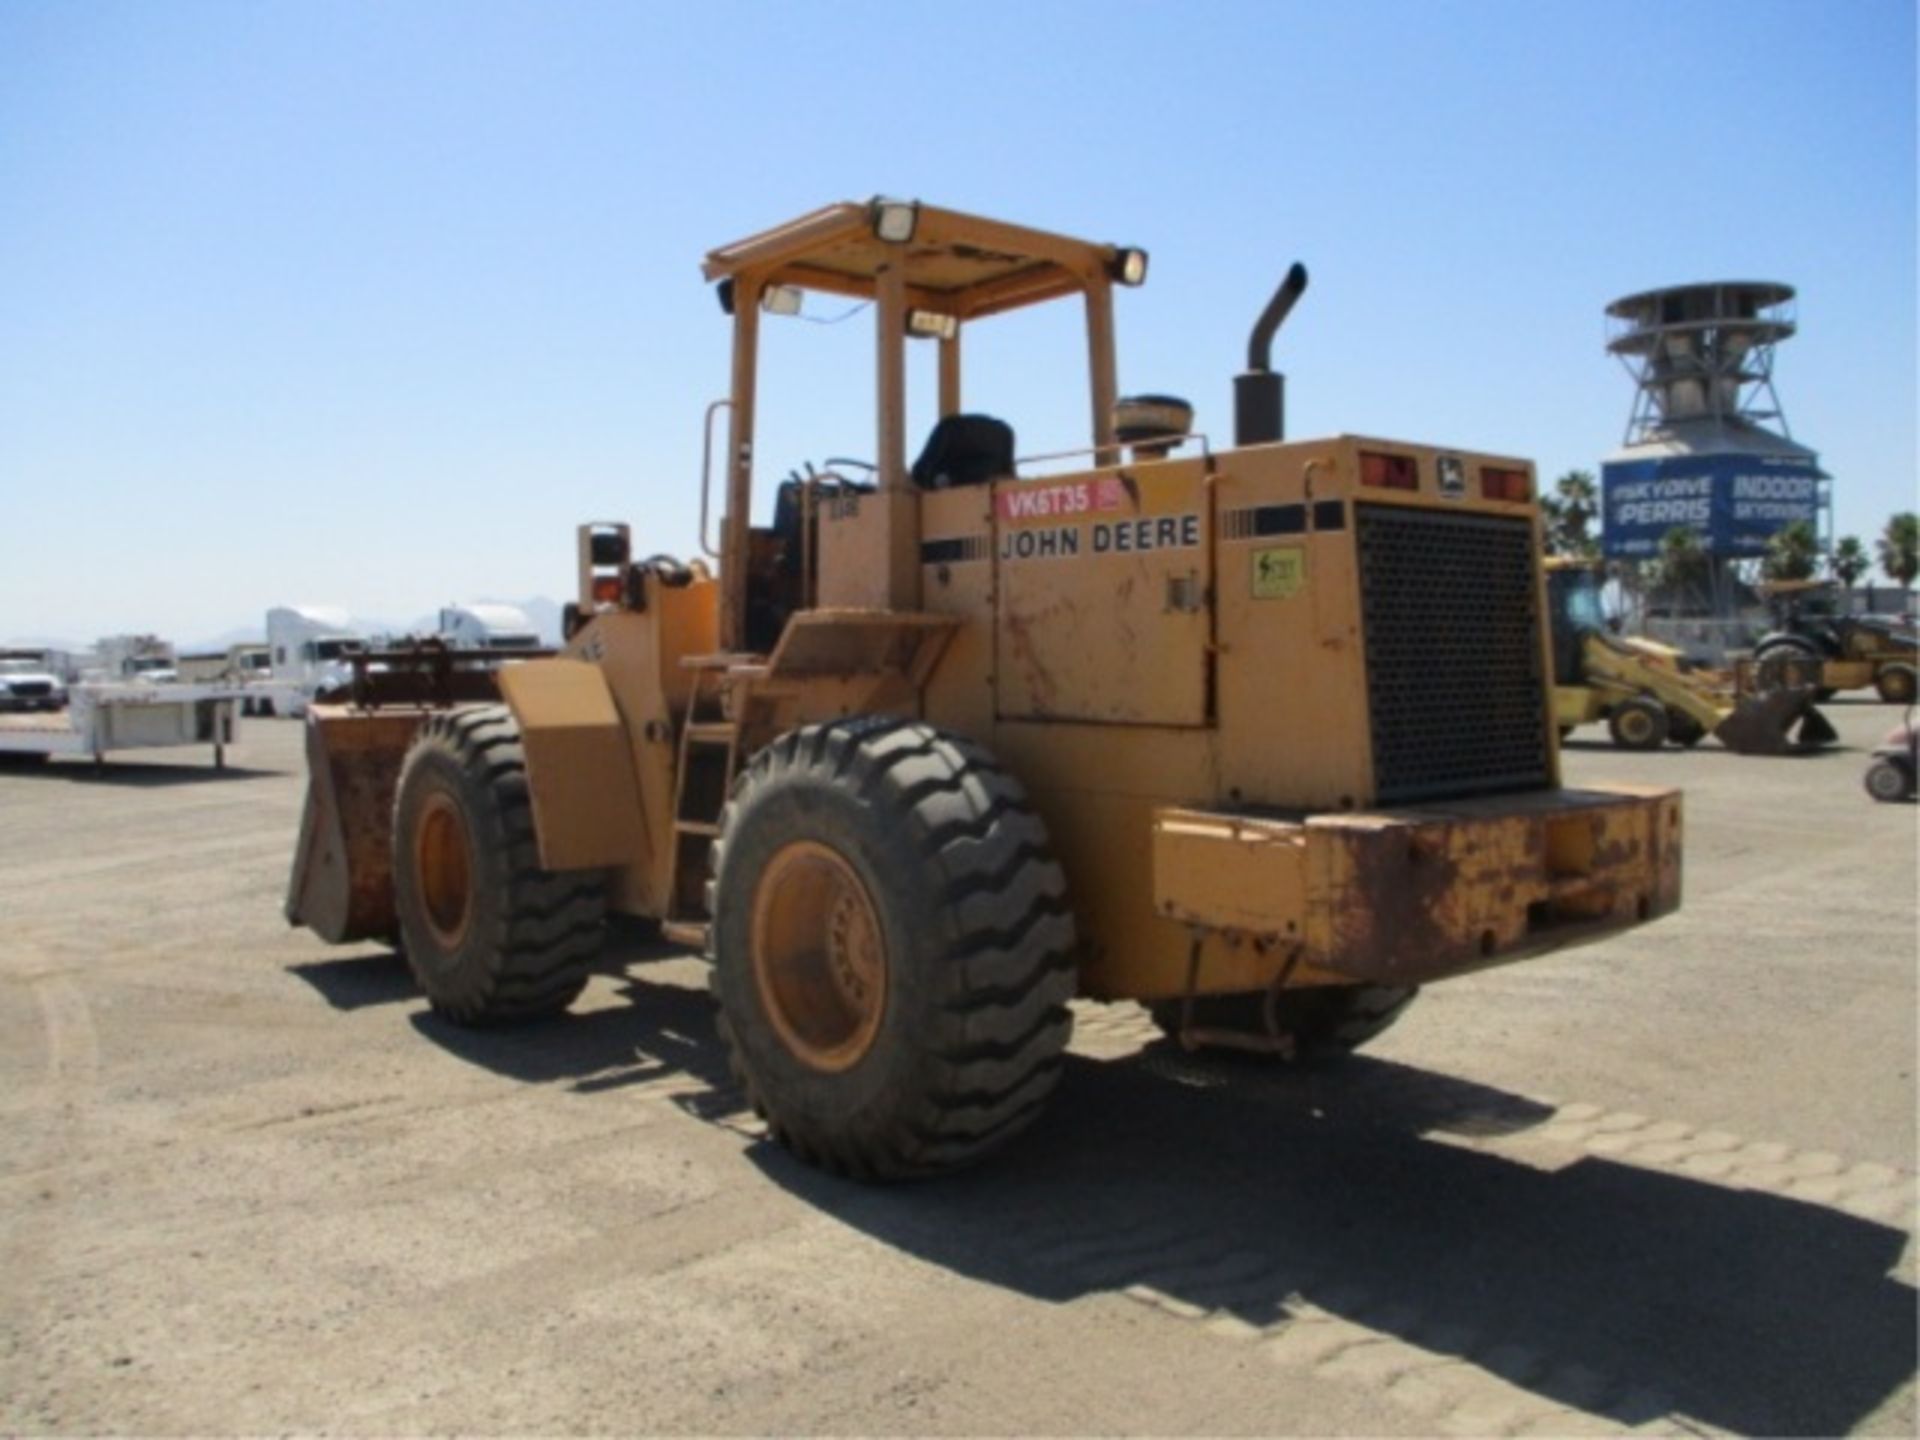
[1481, 466, 1531, 502]
[1360, 451, 1419, 491]
[591, 575, 624, 605]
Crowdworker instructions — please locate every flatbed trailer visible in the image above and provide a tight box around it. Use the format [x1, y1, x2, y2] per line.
[0, 683, 243, 767]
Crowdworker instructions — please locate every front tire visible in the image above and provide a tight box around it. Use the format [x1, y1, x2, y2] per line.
[710, 718, 1077, 1180]
[392, 705, 605, 1023]
[1608, 697, 1669, 751]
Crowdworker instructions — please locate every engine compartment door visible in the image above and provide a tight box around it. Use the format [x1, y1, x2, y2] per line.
[993, 460, 1212, 725]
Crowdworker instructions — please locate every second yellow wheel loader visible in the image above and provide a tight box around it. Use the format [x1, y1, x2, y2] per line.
[1547, 559, 1835, 754]
[286, 198, 1685, 1180]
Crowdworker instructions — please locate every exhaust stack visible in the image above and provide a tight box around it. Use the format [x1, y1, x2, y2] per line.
[1235, 262, 1309, 447]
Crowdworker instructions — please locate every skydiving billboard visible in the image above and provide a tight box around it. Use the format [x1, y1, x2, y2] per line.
[1601, 453, 1824, 559]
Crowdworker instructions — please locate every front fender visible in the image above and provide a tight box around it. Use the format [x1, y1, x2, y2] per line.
[497, 659, 649, 872]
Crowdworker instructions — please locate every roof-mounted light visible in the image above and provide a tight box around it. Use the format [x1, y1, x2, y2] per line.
[870, 196, 920, 244]
[906, 308, 958, 341]
[761, 284, 803, 316]
[1111, 247, 1149, 286]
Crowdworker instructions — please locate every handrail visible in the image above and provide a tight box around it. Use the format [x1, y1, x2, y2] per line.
[1013, 431, 1213, 474]
[698, 398, 731, 560]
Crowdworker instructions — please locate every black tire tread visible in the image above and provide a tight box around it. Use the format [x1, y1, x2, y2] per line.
[1875, 663, 1917, 704]
[394, 703, 606, 1024]
[709, 716, 1077, 1179]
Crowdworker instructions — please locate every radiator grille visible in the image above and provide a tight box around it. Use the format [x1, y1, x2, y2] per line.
[1355, 503, 1550, 804]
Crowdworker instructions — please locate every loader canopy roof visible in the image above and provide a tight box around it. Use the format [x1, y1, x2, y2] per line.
[701, 199, 1127, 321]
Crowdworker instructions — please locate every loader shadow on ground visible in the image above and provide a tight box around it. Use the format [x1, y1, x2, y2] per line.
[405, 937, 732, 1098]
[290, 917, 683, 1015]
[1558, 736, 1854, 758]
[389, 962, 1915, 1435]
[0, 759, 278, 785]
[288, 952, 419, 1011]
[753, 1045, 1916, 1438]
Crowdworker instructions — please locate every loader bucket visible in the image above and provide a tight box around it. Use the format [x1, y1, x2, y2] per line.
[284, 706, 430, 943]
[1711, 685, 1837, 756]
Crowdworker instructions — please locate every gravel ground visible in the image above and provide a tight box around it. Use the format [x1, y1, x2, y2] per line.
[1, 703, 1913, 1436]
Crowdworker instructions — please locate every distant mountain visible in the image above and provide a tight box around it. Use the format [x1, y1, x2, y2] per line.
[1, 635, 86, 653]
[182, 626, 267, 653]
[30, 595, 567, 660]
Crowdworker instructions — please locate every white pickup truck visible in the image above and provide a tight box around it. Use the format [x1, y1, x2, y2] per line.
[0, 657, 68, 713]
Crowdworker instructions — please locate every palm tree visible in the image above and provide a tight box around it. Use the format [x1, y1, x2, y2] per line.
[1656, 525, 1707, 608]
[1543, 469, 1600, 557]
[1830, 536, 1870, 596]
[1878, 512, 1919, 589]
[1762, 519, 1820, 582]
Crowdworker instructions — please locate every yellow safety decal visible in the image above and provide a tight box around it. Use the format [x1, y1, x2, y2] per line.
[1252, 545, 1307, 599]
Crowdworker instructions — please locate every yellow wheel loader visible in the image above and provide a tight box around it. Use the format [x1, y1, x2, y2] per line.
[287, 199, 1684, 1180]
[1546, 559, 1835, 754]
[1750, 579, 1918, 704]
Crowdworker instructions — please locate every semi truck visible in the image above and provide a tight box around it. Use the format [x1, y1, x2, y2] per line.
[266, 606, 369, 716]
[95, 635, 177, 684]
[436, 603, 544, 651]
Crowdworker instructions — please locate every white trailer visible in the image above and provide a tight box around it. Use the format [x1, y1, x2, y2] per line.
[0, 682, 243, 768]
[266, 606, 368, 716]
[436, 602, 542, 650]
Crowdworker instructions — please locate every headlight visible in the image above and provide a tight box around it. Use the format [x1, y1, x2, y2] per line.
[1110, 247, 1149, 286]
[906, 308, 958, 341]
[869, 197, 919, 244]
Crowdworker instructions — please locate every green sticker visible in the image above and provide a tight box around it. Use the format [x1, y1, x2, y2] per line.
[1252, 546, 1307, 599]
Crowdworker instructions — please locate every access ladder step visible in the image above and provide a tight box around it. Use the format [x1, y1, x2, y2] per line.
[683, 723, 738, 745]
[674, 820, 721, 838]
[661, 920, 710, 951]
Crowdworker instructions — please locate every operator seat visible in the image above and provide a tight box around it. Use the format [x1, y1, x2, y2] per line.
[912, 414, 1015, 490]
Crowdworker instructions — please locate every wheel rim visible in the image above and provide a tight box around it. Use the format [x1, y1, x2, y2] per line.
[750, 840, 888, 1073]
[1620, 710, 1654, 744]
[414, 790, 475, 950]
[1886, 671, 1915, 702]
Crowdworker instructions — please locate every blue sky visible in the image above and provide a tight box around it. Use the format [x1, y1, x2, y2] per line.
[2, 0, 1914, 642]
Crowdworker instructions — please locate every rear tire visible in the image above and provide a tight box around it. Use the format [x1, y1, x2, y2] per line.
[1875, 663, 1916, 705]
[392, 704, 605, 1023]
[1754, 641, 1821, 696]
[1150, 985, 1418, 1060]
[1608, 697, 1669, 751]
[709, 717, 1077, 1180]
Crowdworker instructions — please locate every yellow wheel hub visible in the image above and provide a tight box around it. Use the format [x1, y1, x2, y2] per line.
[414, 790, 475, 949]
[750, 841, 888, 1072]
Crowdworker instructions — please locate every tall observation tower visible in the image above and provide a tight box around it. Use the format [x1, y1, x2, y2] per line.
[1599, 281, 1828, 612]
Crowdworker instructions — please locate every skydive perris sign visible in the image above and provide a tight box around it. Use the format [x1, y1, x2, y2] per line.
[1600, 453, 1824, 559]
